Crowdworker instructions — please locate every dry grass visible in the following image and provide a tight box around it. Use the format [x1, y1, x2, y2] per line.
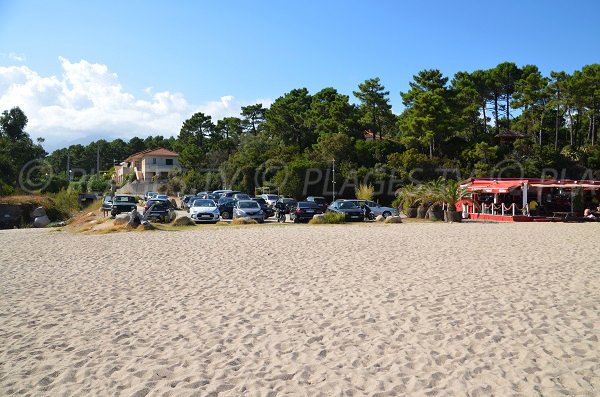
[231, 217, 258, 225]
[172, 216, 196, 227]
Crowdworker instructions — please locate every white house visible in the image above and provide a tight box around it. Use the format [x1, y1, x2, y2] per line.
[114, 148, 180, 183]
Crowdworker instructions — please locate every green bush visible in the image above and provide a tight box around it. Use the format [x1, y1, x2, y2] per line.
[52, 188, 80, 216]
[0, 180, 14, 196]
[87, 174, 108, 192]
[309, 212, 346, 224]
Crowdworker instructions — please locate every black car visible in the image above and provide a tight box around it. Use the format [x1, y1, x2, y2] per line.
[252, 197, 274, 218]
[111, 195, 138, 216]
[218, 197, 236, 219]
[306, 196, 328, 212]
[143, 199, 175, 222]
[290, 201, 322, 223]
[327, 200, 364, 222]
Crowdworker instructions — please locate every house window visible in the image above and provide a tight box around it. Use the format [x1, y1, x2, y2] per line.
[166, 159, 173, 166]
[152, 158, 157, 164]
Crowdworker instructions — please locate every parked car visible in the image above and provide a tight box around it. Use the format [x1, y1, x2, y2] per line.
[181, 195, 196, 210]
[305, 196, 329, 212]
[155, 194, 169, 201]
[233, 193, 251, 201]
[143, 199, 175, 223]
[189, 199, 220, 223]
[252, 197, 274, 218]
[101, 195, 113, 215]
[212, 190, 232, 199]
[327, 200, 364, 221]
[233, 200, 265, 223]
[260, 194, 280, 207]
[111, 195, 138, 216]
[223, 191, 243, 198]
[144, 191, 158, 200]
[290, 201, 322, 223]
[343, 199, 399, 218]
[218, 197, 236, 219]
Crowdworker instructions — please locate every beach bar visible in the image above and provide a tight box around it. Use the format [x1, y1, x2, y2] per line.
[459, 178, 600, 222]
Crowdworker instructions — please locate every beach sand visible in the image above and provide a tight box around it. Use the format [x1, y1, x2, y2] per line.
[0, 222, 598, 396]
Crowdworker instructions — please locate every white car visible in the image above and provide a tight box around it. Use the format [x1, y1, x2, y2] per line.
[189, 199, 220, 223]
[234, 200, 265, 223]
[343, 199, 399, 218]
[260, 194, 279, 207]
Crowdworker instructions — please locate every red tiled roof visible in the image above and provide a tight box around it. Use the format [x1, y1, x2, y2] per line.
[125, 147, 178, 161]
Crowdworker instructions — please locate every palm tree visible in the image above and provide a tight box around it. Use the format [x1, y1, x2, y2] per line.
[440, 179, 470, 222]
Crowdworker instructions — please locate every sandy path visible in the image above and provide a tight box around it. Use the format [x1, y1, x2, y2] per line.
[0, 223, 599, 396]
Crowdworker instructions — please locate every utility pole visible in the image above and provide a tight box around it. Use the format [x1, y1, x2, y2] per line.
[332, 159, 336, 202]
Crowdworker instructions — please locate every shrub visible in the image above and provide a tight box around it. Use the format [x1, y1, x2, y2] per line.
[53, 188, 80, 216]
[309, 212, 346, 224]
[231, 217, 258, 225]
[355, 183, 375, 201]
[87, 174, 108, 192]
[0, 180, 14, 196]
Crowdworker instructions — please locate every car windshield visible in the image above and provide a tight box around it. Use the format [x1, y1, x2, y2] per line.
[339, 202, 359, 209]
[298, 202, 318, 208]
[193, 199, 216, 207]
[253, 198, 266, 204]
[115, 196, 136, 203]
[219, 197, 234, 204]
[239, 201, 259, 209]
[103, 196, 112, 202]
[311, 197, 327, 204]
[265, 195, 278, 200]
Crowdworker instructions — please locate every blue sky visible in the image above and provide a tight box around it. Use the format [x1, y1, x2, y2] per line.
[1, 0, 599, 150]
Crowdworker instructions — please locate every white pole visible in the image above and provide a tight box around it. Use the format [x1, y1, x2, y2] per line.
[332, 159, 336, 202]
[522, 183, 528, 213]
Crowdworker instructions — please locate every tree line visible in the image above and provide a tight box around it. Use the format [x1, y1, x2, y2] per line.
[2, 61, 600, 199]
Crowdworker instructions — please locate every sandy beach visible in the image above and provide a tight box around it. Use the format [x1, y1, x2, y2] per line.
[0, 222, 598, 396]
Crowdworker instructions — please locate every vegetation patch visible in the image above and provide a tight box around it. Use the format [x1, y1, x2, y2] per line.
[231, 217, 258, 225]
[309, 212, 346, 224]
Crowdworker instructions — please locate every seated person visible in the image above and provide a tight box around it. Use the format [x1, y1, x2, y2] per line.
[584, 209, 597, 219]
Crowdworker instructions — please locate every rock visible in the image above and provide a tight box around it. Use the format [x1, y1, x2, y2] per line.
[113, 213, 130, 225]
[128, 209, 141, 228]
[173, 216, 195, 226]
[33, 215, 51, 228]
[384, 215, 403, 224]
[86, 212, 96, 217]
[31, 206, 47, 218]
[375, 215, 385, 222]
[312, 214, 325, 221]
[0, 204, 23, 229]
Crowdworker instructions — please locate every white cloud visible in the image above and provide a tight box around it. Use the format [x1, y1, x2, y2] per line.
[1, 52, 26, 62]
[0, 57, 270, 151]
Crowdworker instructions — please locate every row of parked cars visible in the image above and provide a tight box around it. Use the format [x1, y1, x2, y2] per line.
[103, 189, 399, 224]
[181, 190, 399, 224]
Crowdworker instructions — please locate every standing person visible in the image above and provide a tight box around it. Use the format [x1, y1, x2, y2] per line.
[529, 199, 539, 216]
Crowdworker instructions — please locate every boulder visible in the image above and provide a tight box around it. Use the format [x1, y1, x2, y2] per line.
[31, 206, 47, 218]
[127, 209, 141, 227]
[384, 216, 403, 224]
[173, 216, 195, 226]
[312, 214, 325, 222]
[375, 215, 385, 222]
[113, 213, 130, 225]
[0, 204, 23, 229]
[33, 215, 51, 228]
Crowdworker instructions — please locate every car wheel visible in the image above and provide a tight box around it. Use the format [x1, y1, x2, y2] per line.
[222, 211, 231, 219]
[383, 211, 391, 218]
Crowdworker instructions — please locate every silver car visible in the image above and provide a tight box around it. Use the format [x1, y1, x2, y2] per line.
[189, 199, 220, 223]
[234, 200, 265, 223]
[344, 199, 399, 218]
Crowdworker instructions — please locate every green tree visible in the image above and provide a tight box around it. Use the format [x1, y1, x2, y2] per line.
[240, 103, 266, 135]
[262, 88, 314, 149]
[353, 77, 395, 140]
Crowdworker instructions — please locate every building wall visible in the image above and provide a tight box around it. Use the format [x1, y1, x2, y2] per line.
[140, 156, 180, 181]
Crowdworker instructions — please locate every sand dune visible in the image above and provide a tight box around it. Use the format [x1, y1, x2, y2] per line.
[0, 223, 599, 396]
